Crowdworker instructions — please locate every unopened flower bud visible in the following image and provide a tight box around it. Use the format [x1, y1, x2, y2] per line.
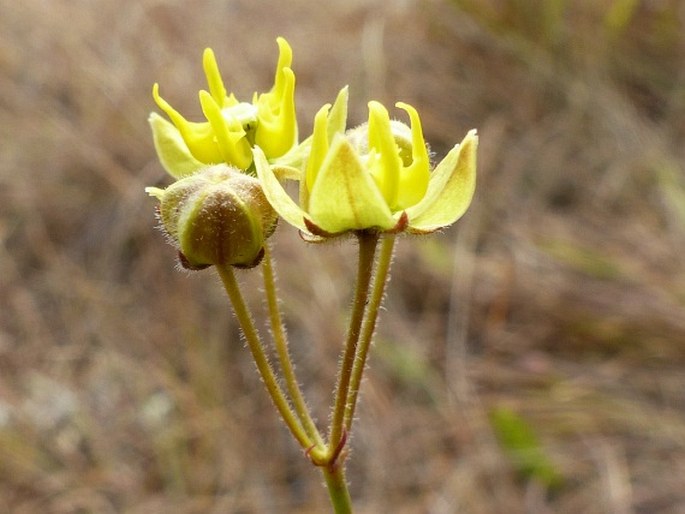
[146, 165, 278, 269]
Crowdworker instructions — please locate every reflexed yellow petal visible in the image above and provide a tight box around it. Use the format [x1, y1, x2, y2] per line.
[395, 102, 430, 210]
[327, 86, 349, 142]
[254, 146, 309, 233]
[148, 113, 205, 179]
[152, 84, 222, 164]
[406, 129, 478, 233]
[275, 37, 293, 75]
[253, 38, 297, 159]
[255, 67, 297, 158]
[271, 86, 348, 173]
[301, 103, 331, 212]
[367, 101, 401, 208]
[199, 90, 252, 170]
[202, 48, 229, 106]
[305, 104, 331, 191]
[308, 136, 395, 234]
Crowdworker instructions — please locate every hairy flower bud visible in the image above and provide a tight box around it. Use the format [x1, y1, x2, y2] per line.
[146, 165, 278, 269]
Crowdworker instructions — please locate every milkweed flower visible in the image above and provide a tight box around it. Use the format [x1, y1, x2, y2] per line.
[149, 37, 297, 178]
[146, 165, 278, 269]
[255, 92, 477, 238]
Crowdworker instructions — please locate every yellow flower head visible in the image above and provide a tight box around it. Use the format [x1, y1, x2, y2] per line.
[255, 89, 477, 238]
[150, 37, 298, 178]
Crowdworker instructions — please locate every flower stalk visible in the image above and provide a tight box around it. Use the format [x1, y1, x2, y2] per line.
[327, 231, 379, 462]
[322, 464, 353, 514]
[262, 244, 324, 448]
[345, 234, 396, 432]
[216, 263, 327, 463]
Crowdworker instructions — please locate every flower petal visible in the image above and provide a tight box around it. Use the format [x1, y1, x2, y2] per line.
[202, 48, 228, 107]
[274, 37, 294, 75]
[396, 102, 430, 210]
[367, 101, 401, 208]
[308, 136, 395, 234]
[148, 112, 205, 179]
[327, 86, 349, 141]
[199, 90, 252, 170]
[406, 129, 478, 233]
[270, 86, 348, 171]
[254, 38, 297, 159]
[255, 66, 297, 159]
[254, 146, 309, 233]
[152, 84, 222, 164]
[201, 48, 239, 108]
[305, 104, 331, 191]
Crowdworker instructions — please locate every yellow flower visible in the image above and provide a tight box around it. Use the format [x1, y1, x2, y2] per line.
[149, 37, 297, 178]
[255, 91, 477, 238]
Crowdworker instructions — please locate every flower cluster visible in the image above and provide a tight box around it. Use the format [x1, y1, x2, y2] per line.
[147, 37, 477, 267]
[149, 37, 297, 177]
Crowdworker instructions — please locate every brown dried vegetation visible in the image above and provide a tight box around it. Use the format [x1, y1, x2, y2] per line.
[1, 0, 684, 512]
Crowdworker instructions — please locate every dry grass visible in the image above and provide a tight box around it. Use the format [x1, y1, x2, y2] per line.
[1, 0, 685, 512]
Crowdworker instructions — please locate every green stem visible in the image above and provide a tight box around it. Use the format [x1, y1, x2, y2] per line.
[262, 244, 324, 448]
[345, 235, 396, 432]
[216, 264, 320, 458]
[327, 231, 379, 459]
[322, 464, 353, 514]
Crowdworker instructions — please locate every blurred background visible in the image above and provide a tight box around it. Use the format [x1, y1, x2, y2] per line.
[2, 0, 685, 512]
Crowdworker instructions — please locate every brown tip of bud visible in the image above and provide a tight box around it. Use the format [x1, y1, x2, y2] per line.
[177, 251, 212, 271]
